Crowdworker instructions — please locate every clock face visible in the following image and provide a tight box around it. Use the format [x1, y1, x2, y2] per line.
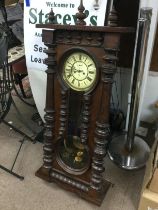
[62, 52, 97, 91]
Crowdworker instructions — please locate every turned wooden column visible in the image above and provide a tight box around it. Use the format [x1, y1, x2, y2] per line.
[42, 30, 57, 170]
[91, 7, 119, 190]
[80, 94, 91, 146]
[59, 89, 68, 137]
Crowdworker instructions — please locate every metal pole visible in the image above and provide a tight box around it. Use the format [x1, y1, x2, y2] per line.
[126, 8, 152, 152]
[108, 8, 152, 170]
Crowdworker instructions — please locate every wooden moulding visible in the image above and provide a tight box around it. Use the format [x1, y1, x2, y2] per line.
[35, 9, 134, 205]
[35, 164, 111, 206]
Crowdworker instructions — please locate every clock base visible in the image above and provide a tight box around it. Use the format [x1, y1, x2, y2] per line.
[35, 166, 52, 182]
[35, 166, 111, 206]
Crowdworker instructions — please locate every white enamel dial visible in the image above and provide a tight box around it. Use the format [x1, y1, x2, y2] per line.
[63, 52, 97, 91]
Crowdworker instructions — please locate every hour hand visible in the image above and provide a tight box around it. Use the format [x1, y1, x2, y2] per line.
[72, 67, 77, 73]
[78, 70, 84, 74]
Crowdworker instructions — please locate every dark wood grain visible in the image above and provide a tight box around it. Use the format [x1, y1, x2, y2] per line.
[42, 40, 56, 170]
[35, 6, 134, 206]
[37, 23, 134, 33]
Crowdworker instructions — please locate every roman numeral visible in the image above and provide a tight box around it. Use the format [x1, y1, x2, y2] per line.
[88, 64, 93, 67]
[67, 61, 72, 65]
[67, 74, 71, 79]
[79, 54, 82, 60]
[84, 57, 87, 62]
[89, 71, 94, 74]
[67, 65, 72, 69]
[72, 78, 75, 84]
[72, 56, 76, 62]
[87, 76, 92, 82]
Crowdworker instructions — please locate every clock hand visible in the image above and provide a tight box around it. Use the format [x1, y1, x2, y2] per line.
[72, 67, 78, 73]
[78, 69, 86, 75]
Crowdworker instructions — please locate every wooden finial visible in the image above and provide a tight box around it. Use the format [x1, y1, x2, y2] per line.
[48, 8, 55, 24]
[107, 6, 118, 27]
[75, 0, 86, 25]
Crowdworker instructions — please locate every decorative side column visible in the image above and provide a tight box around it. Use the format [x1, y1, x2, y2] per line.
[80, 94, 91, 146]
[90, 59, 117, 190]
[91, 6, 119, 190]
[59, 89, 68, 137]
[43, 39, 57, 170]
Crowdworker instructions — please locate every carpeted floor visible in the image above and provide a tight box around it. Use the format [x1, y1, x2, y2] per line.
[0, 95, 146, 210]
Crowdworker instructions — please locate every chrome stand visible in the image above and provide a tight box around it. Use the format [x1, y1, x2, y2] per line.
[108, 8, 152, 170]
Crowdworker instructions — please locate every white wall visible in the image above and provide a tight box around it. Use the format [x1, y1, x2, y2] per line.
[140, 72, 158, 122]
[123, 0, 158, 128]
[28, 69, 47, 121]
[138, 0, 158, 124]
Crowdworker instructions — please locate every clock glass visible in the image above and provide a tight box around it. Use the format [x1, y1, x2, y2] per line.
[63, 52, 97, 91]
[56, 91, 90, 175]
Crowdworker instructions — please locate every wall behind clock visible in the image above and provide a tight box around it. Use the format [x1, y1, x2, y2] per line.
[111, 0, 140, 124]
[112, 0, 158, 126]
[121, 0, 158, 125]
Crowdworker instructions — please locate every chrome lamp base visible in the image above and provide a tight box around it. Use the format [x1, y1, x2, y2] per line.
[108, 134, 150, 170]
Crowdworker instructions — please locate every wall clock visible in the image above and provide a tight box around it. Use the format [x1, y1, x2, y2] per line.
[62, 50, 97, 92]
[35, 1, 134, 205]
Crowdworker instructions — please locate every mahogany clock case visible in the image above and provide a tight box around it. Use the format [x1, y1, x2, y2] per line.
[35, 24, 134, 205]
